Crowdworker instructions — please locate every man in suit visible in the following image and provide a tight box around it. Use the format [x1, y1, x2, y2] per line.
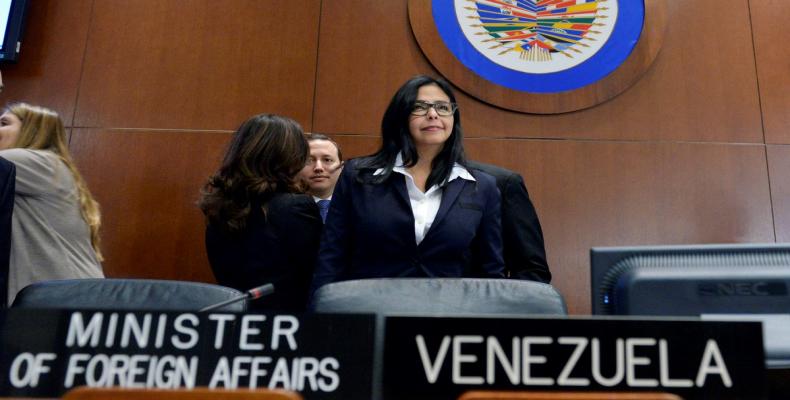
[297, 133, 343, 222]
[0, 156, 15, 308]
[467, 161, 551, 283]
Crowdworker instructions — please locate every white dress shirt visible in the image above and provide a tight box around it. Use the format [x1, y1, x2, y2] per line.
[375, 153, 475, 245]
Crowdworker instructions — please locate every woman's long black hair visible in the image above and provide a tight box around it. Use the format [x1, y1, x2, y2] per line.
[199, 114, 308, 233]
[356, 75, 466, 189]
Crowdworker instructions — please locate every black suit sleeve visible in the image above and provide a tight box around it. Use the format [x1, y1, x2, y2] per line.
[0, 157, 15, 308]
[205, 194, 322, 311]
[500, 171, 552, 283]
[270, 196, 323, 308]
[470, 172, 506, 278]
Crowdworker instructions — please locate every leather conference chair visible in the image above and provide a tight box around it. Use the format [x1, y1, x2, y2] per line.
[458, 391, 682, 400]
[0, 156, 14, 309]
[310, 278, 567, 400]
[63, 387, 302, 399]
[11, 278, 247, 312]
[310, 278, 568, 316]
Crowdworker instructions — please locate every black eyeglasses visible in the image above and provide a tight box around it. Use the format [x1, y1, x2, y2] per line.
[410, 100, 457, 117]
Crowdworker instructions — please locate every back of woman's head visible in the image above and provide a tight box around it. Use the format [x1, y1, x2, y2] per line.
[6, 102, 69, 154]
[199, 114, 308, 233]
[5, 102, 103, 260]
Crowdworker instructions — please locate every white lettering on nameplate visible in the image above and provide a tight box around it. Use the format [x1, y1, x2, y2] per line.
[2, 312, 345, 393]
[414, 335, 732, 388]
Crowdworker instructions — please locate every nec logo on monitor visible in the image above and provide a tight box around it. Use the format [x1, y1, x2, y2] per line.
[698, 282, 788, 297]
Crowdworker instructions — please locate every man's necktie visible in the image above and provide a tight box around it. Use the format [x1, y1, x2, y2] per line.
[317, 199, 330, 223]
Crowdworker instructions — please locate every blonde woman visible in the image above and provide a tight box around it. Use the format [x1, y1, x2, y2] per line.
[0, 103, 103, 305]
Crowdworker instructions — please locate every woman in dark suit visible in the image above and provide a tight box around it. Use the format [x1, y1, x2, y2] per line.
[199, 114, 322, 311]
[311, 76, 505, 292]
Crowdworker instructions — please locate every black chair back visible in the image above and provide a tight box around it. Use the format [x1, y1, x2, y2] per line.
[310, 278, 567, 316]
[11, 278, 247, 312]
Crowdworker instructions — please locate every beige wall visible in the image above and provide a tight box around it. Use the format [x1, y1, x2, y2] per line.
[0, 0, 787, 314]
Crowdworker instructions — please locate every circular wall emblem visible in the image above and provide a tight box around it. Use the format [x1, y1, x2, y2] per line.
[435, 0, 644, 93]
[409, 0, 667, 113]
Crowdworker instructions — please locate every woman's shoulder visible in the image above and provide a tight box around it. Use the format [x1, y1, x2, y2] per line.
[267, 192, 318, 212]
[467, 166, 498, 188]
[266, 192, 321, 227]
[0, 148, 57, 166]
[0, 148, 66, 192]
[341, 157, 363, 174]
[341, 157, 381, 182]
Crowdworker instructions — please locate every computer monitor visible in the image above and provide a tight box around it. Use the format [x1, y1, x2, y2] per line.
[590, 243, 790, 368]
[0, 0, 29, 62]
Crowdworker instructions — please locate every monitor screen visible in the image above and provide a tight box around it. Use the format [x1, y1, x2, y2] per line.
[590, 243, 790, 368]
[0, 0, 13, 48]
[0, 0, 28, 62]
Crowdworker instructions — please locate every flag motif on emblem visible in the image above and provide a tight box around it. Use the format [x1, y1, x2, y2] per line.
[466, 0, 608, 61]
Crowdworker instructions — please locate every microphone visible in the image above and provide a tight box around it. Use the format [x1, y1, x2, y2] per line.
[199, 283, 275, 312]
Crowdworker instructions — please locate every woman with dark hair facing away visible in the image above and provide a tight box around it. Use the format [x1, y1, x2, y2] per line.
[0, 103, 103, 306]
[200, 114, 322, 311]
[311, 75, 505, 292]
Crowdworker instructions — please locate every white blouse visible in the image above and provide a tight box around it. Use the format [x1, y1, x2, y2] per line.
[376, 153, 475, 245]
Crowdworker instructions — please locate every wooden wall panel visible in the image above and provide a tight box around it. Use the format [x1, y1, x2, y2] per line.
[73, 0, 320, 131]
[69, 129, 232, 283]
[331, 134, 380, 160]
[0, 0, 93, 125]
[768, 145, 790, 242]
[466, 140, 774, 314]
[314, 0, 762, 143]
[312, 0, 437, 135]
[751, 0, 790, 144]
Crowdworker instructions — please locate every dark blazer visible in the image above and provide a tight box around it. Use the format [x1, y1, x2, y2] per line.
[311, 159, 505, 292]
[467, 161, 551, 283]
[205, 192, 322, 312]
[0, 157, 14, 309]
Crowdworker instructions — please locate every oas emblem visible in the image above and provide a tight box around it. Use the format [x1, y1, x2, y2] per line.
[409, 0, 667, 113]
[457, 0, 620, 74]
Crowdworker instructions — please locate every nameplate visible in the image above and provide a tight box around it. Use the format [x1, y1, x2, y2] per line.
[0, 309, 375, 399]
[383, 316, 765, 399]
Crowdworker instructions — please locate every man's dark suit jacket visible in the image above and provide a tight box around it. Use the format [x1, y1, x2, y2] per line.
[467, 161, 551, 283]
[311, 159, 505, 292]
[205, 192, 322, 312]
[0, 157, 15, 309]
